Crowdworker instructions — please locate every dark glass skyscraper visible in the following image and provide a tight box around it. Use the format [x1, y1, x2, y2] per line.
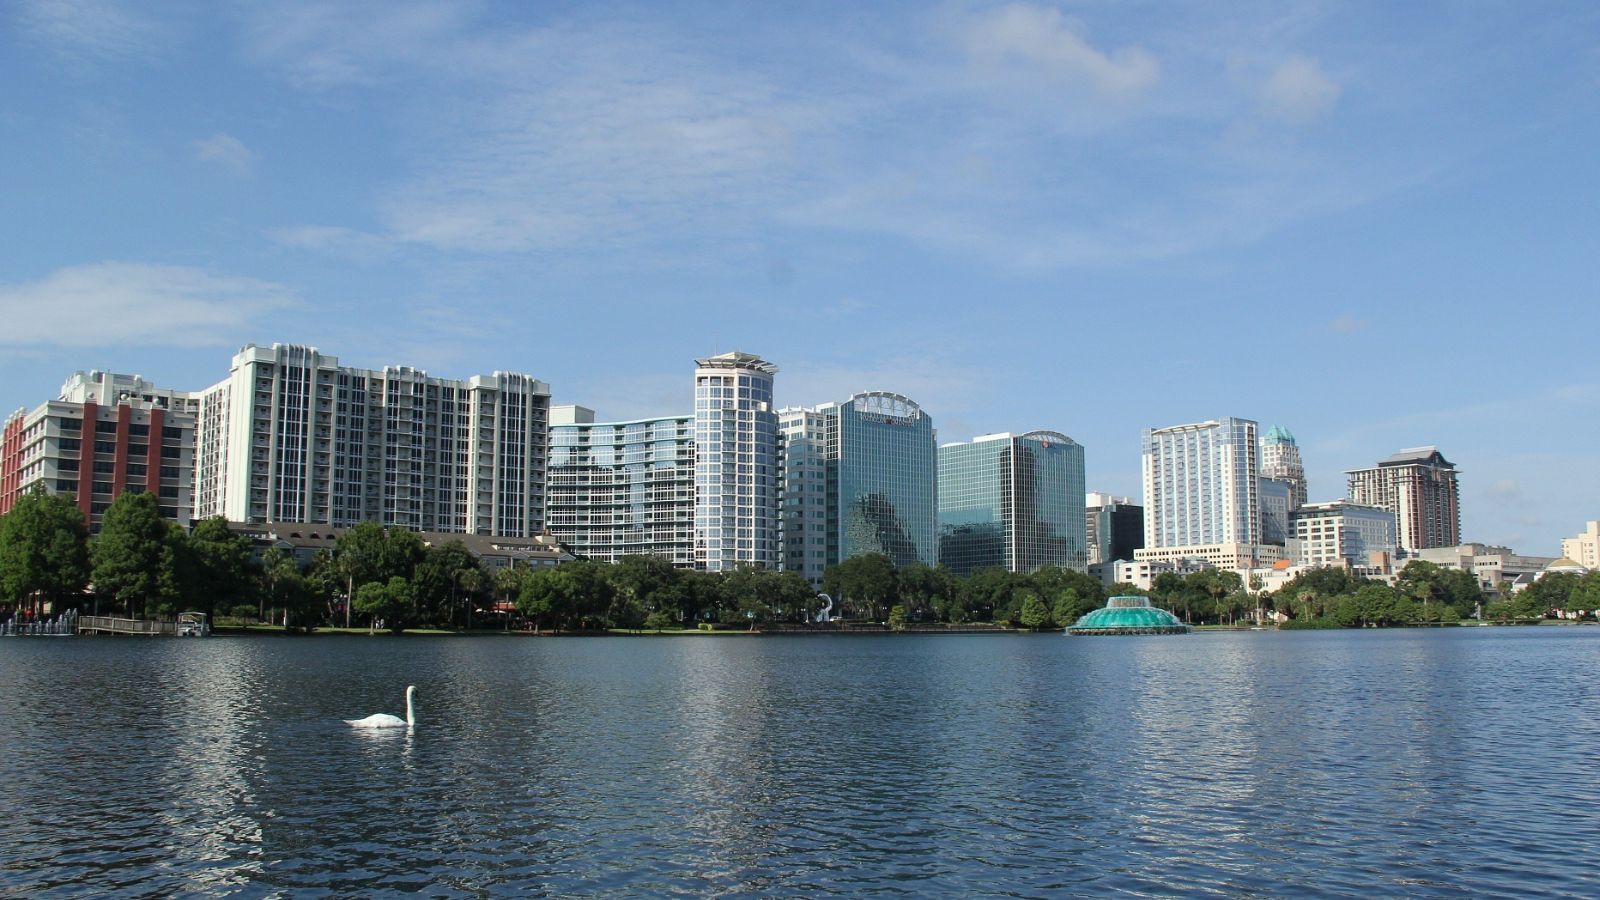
[778, 391, 937, 575]
[938, 431, 1086, 576]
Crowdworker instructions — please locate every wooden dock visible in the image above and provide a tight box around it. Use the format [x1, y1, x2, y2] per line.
[77, 616, 179, 636]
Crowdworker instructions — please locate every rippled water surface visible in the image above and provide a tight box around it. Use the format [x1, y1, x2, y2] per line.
[3, 629, 1599, 896]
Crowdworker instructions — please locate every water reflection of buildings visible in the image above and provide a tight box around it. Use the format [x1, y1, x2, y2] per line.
[158, 641, 267, 890]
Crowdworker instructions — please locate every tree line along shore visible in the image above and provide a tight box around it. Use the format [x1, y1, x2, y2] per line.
[2, 486, 1596, 634]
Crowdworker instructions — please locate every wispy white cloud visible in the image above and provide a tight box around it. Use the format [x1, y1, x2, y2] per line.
[957, 3, 1159, 96]
[234, 0, 476, 89]
[1260, 56, 1341, 123]
[0, 263, 295, 348]
[266, 225, 393, 261]
[238, 4, 1408, 272]
[15, 0, 168, 62]
[193, 133, 256, 174]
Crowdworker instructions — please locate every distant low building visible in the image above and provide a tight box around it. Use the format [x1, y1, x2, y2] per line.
[1133, 542, 1288, 570]
[225, 522, 572, 571]
[1410, 543, 1556, 591]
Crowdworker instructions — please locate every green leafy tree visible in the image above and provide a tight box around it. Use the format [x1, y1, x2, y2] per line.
[1396, 560, 1484, 618]
[824, 553, 898, 620]
[938, 588, 972, 624]
[1018, 591, 1050, 629]
[516, 565, 565, 631]
[897, 562, 961, 622]
[1568, 572, 1600, 616]
[1052, 589, 1090, 629]
[1331, 583, 1414, 628]
[354, 576, 413, 632]
[181, 517, 253, 622]
[679, 570, 724, 625]
[1031, 567, 1105, 611]
[91, 492, 179, 619]
[887, 604, 907, 631]
[259, 547, 301, 623]
[301, 548, 343, 627]
[516, 561, 615, 630]
[335, 522, 426, 596]
[0, 487, 90, 613]
[610, 555, 683, 619]
[493, 564, 527, 628]
[1149, 571, 1191, 622]
[412, 540, 479, 627]
[1520, 573, 1580, 618]
[960, 567, 1022, 623]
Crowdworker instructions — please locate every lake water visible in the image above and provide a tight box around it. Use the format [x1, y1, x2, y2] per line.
[2, 628, 1597, 897]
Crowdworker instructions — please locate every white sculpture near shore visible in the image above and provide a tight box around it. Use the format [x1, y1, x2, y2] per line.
[815, 593, 835, 623]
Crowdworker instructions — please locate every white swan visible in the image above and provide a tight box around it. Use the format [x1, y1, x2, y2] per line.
[344, 685, 415, 729]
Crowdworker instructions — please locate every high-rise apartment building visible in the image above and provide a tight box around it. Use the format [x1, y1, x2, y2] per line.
[0, 372, 196, 531]
[693, 352, 780, 571]
[779, 391, 938, 575]
[545, 405, 696, 565]
[1560, 521, 1599, 570]
[194, 343, 550, 536]
[1290, 500, 1397, 573]
[1141, 417, 1260, 549]
[1085, 492, 1143, 566]
[938, 431, 1085, 576]
[1345, 447, 1460, 551]
[1260, 425, 1307, 508]
[778, 406, 829, 586]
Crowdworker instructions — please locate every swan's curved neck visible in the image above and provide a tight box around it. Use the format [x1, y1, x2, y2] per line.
[405, 690, 415, 726]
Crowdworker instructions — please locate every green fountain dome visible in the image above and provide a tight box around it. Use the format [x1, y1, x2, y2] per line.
[1068, 596, 1190, 636]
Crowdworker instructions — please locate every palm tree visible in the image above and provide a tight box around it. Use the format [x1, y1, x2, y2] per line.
[261, 547, 297, 623]
[457, 565, 485, 629]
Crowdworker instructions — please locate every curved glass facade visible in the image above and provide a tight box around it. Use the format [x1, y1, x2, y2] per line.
[938, 431, 1086, 576]
[833, 392, 937, 568]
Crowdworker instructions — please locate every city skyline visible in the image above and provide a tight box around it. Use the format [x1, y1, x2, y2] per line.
[2, 2, 1597, 554]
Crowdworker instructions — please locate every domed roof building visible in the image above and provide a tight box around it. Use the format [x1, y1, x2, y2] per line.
[1067, 595, 1190, 635]
[1539, 557, 1590, 579]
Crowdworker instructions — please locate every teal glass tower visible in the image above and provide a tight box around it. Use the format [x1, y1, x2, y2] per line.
[938, 431, 1086, 576]
[779, 391, 937, 576]
[832, 392, 937, 567]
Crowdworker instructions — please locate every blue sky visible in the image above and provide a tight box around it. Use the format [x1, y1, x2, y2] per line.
[2, 1, 1597, 554]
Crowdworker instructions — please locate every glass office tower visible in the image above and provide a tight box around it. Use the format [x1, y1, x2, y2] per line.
[830, 392, 938, 568]
[938, 431, 1086, 576]
[779, 391, 938, 576]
